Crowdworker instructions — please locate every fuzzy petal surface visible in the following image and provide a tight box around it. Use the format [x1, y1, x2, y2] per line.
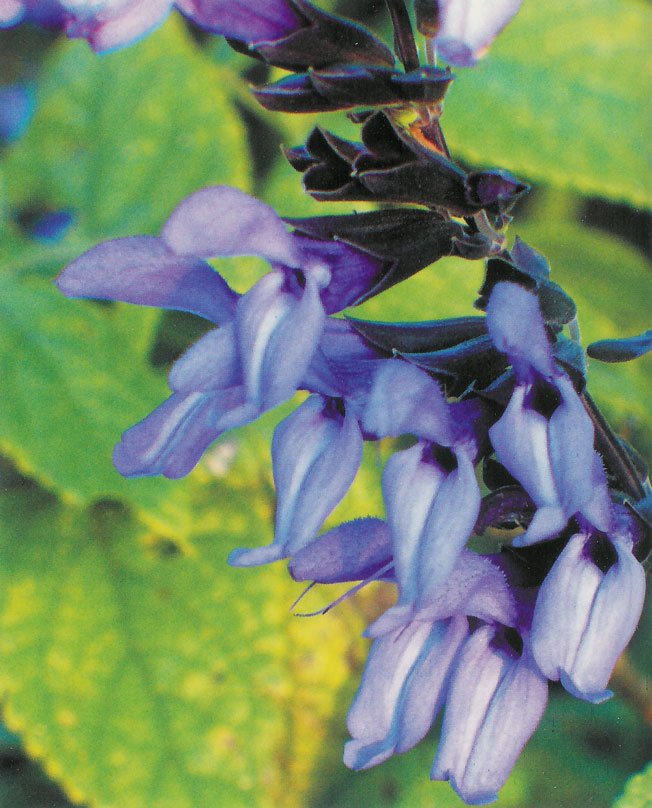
[57, 235, 237, 323]
[162, 185, 302, 267]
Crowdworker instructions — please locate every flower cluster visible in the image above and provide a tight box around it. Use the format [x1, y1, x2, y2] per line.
[54, 0, 651, 805]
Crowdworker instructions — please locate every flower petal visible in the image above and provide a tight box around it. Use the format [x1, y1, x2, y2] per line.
[162, 185, 302, 268]
[113, 387, 254, 478]
[362, 359, 455, 444]
[56, 235, 237, 324]
[176, 0, 303, 44]
[345, 615, 468, 770]
[564, 539, 645, 703]
[168, 324, 241, 393]
[288, 517, 392, 584]
[486, 281, 555, 380]
[431, 626, 547, 805]
[65, 0, 173, 53]
[435, 0, 523, 67]
[229, 395, 363, 567]
[236, 271, 325, 409]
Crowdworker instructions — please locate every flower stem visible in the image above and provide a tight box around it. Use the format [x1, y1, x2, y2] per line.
[385, 0, 420, 72]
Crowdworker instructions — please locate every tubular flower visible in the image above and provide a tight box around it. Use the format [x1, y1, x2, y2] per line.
[229, 395, 363, 567]
[486, 281, 612, 545]
[424, 0, 523, 67]
[530, 529, 645, 703]
[57, 185, 383, 477]
[431, 624, 548, 805]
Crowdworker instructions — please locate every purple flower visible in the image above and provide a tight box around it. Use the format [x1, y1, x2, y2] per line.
[487, 282, 612, 545]
[431, 0, 523, 67]
[342, 549, 526, 780]
[229, 395, 363, 566]
[344, 614, 469, 770]
[530, 530, 645, 703]
[359, 361, 486, 632]
[57, 185, 382, 477]
[431, 624, 548, 805]
[0, 0, 65, 27]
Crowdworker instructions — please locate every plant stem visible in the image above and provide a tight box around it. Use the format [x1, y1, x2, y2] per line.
[385, 0, 420, 72]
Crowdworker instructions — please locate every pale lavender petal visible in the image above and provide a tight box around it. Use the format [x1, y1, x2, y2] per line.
[564, 539, 645, 703]
[432, 626, 547, 805]
[65, 0, 173, 53]
[0, 0, 24, 26]
[489, 384, 559, 513]
[168, 324, 241, 393]
[486, 281, 555, 380]
[416, 446, 481, 605]
[113, 387, 252, 479]
[440, 647, 547, 804]
[344, 615, 468, 770]
[288, 518, 391, 584]
[431, 626, 506, 797]
[530, 533, 603, 684]
[435, 0, 523, 67]
[382, 441, 448, 608]
[230, 395, 363, 567]
[237, 271, 325, 409]
[362, 360, 455, 445]
[176, 0, 302, 43]
[272, 395, 363, 555]
[162, 185, 301, 268]
[56, 236, 237, 323]
[549, 375, 602, 519]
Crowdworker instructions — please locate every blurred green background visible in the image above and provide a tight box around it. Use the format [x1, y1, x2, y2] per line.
[0, 1, 651, 806]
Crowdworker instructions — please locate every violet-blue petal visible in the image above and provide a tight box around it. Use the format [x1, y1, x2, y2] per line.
[564, 539, 645, 701]
[381, 441, 448, 612]
[113, 386, 254, 478]
[434, 0, 523, 67]
[176, 0, 302, 43]
[362, 360, 455, 444]
[0, 0, 24, 25]
[168, 324, 241, 393]
[288, 517, 392, 583]
[431, 626, 547, 805]
[344, 615, 468, 771]
[229, 395, 363, 567]
[64, 0, 173, 53]
[296, 236, 383, 314]
[162, 185, 302, 268]
[531, 533, 645, 703]
[486, 281, 556, 381]
[56, 235, 238, 323]
[549, 374, 611, 531]
[489, 383, 567, 545]
[236, 270, 325, 409]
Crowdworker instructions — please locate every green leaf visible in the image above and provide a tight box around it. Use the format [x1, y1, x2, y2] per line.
[1, 16, 250, 238]
[0, 482, 368, 808]
[0, 16, 251, 522]
[613, 761, 652, 808]
[444, 0, 652, 209]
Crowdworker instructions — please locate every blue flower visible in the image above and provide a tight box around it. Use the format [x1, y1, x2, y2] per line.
[486, 281, 612, 545]
[431, 624, 548, 805]
[57, 185, 383, 477]
[430, 0, 523, 67]
[530, 528, 645, 703]
[229, 395, 363, 566]
[360, 361, 486, 633]
[0, 0, 65, 28]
